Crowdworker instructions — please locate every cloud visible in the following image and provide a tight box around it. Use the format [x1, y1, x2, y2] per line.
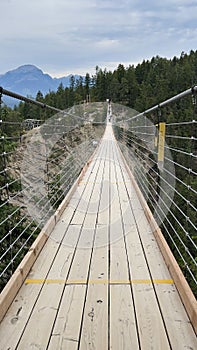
[0, 0, 196, 76]
[95, 39, 120, 49]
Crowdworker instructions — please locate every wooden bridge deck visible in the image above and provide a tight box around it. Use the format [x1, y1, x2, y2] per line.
[0, 124, 196, 349]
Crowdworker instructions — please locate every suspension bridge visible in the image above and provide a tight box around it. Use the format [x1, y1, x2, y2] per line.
[0, 86, 196, 349]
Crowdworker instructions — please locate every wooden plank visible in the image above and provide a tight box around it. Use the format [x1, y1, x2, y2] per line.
[110, 285, 139, 349]
[0, 218, 76, 349]
[126, 232, 171, 349]
[70, 182, 97, 225]
[154, 284, 197, 348]
[48, 285, 86, 350]
[68, 228, 94, 282]
[110, 242, 129, 282]
[17, 284, 66, 350]
[69, 146, 107, 282]
[115, 140, 197, 346]
[97, 141, 110, 226]
[75, 140, 104, 186]
[0, 212, 57, 323]
[0, 240, 55, 350]
[110, 144, 129, 282]
[76, 222, 109, 349]
[76, 133, 110, 349]
[89, 225, 108, 282]
[67, 144, 104, 213]
[97, 176, 110, 225]
[112, 142, 171, 349]
[133, 220, 197, 349]
[54, 154, 96, 220]
[0, 230, 48, 324]
[15, 225, 81, 349]
[79, 284, 108, 349]
[71, 144, 105, 226]
[111, 130, 170, 349]
[84, 146, 106, 229]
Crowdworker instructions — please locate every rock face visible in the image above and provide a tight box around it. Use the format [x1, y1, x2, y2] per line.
[8, 122, 105, 225]
[6, 102, 107, 220]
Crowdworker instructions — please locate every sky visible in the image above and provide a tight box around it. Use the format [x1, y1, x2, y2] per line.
[0, 0, 196, 77]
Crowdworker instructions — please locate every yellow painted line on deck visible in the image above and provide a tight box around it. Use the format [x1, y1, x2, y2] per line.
[79, 181, 131, 185]
[25, 278, 174, 285]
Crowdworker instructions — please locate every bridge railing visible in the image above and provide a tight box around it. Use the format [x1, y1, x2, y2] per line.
[0, 88, 106, 291]
[112, 86, 197, 296]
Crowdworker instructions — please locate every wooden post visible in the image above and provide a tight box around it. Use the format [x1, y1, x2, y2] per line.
[158, 122, 166, 170]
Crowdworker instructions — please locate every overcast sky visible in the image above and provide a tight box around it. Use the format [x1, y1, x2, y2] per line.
[1, 0, 196, 77]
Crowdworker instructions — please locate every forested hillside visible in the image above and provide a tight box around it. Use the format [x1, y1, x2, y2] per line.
[17, 50, 197, 116]
[1, 50, 196, 119]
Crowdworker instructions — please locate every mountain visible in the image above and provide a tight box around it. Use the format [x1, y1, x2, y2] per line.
[0, 65, 81, 106]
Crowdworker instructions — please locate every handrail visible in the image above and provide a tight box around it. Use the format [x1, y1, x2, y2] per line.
[123, 85, 197, 122]
[0, 86, 62, 113]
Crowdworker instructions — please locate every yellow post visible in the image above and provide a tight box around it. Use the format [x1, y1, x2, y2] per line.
[154, 123, 158, 148]
[158, 122, 166, 170]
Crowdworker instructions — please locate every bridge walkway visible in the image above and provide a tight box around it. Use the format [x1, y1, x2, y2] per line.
[0, 124, 196, 349]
